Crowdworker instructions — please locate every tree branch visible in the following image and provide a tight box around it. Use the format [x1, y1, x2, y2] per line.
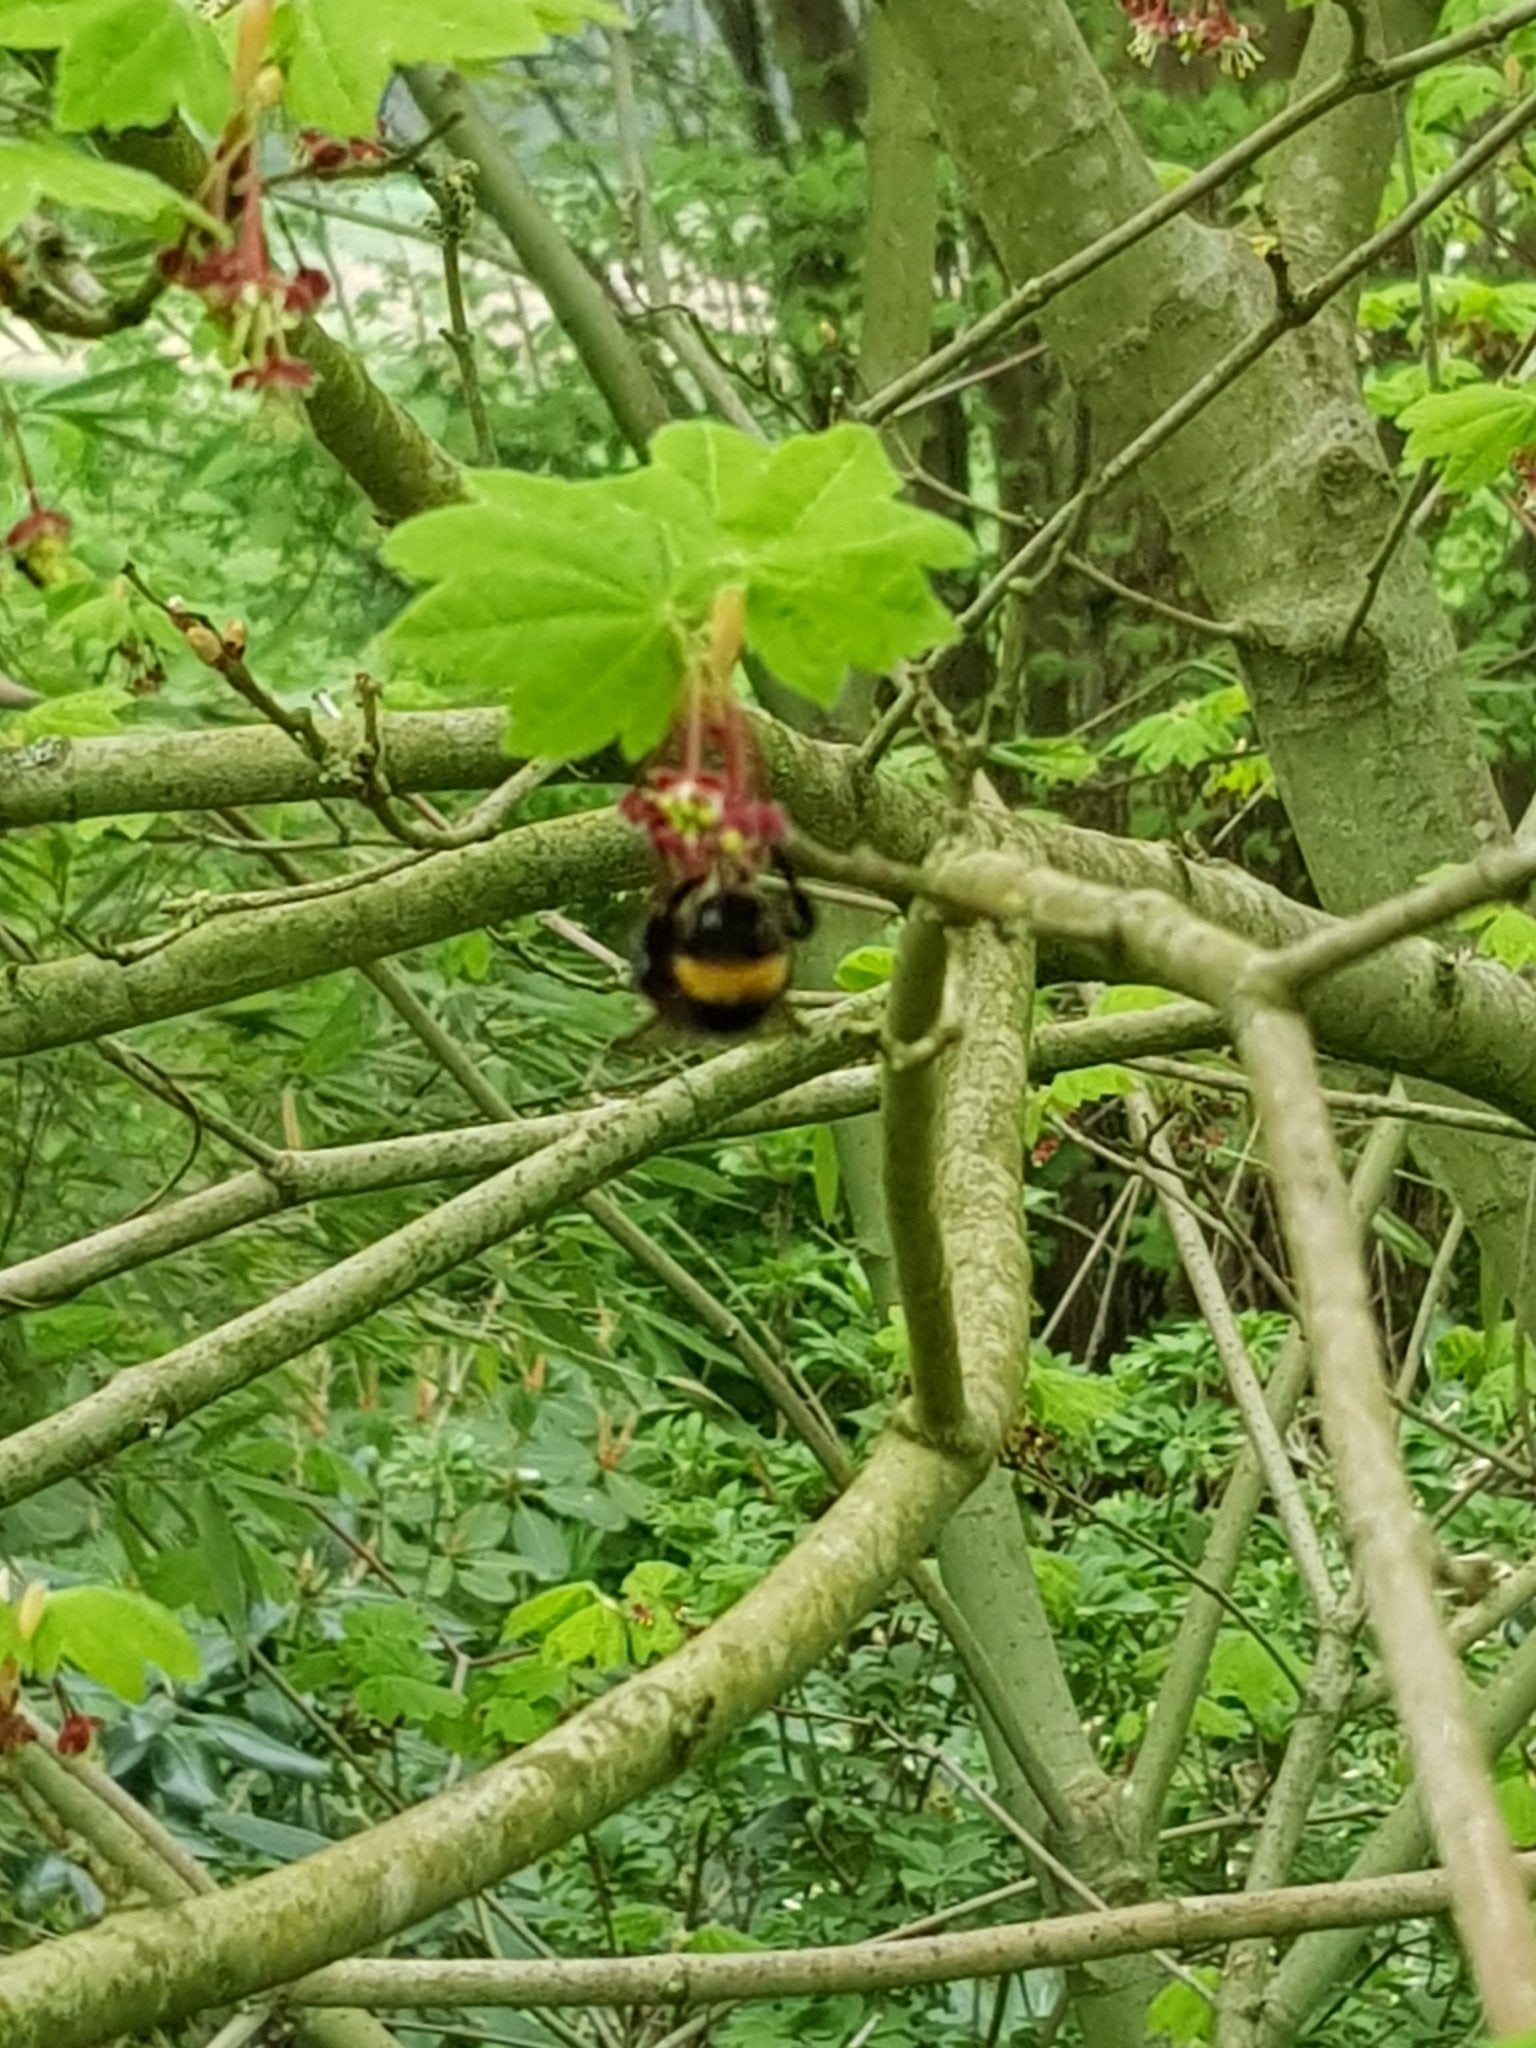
[405, 67, 671, 456]
[275, 1856, 1536, 2011]
[8, 730, 1536, 1150]
[1234, 1043, 1536, 2027]
[884, 905, 966, 1443]
[1127, 1093, 1340, 1622]
[95, 123, 466, 523]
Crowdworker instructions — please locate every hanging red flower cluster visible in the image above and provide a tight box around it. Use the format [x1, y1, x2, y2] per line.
[620, 591, 786, 883]
[1121, 0, 1263, 75]
[157, 0, 330, 395]
[619, 703, 787, 882]
[160, 132, 330, 393]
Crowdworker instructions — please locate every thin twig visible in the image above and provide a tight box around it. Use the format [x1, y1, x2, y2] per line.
[1127, 1056, 1536, 1145]
[608, 16, 760, 433]
[288, 1856, 1536, 2011]
[1395, 1210, 1467, 1400]
[431, 166, 498, 467]
[1128, 1092, 1339, 1621]
[1263, 841, 1536, 993]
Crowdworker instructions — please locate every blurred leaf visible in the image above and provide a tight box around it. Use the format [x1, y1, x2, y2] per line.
[1400, 382, 1536, 492]
[30, 1587, 200, 1701]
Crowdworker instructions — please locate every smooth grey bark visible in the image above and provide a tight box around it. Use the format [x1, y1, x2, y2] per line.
[883, 0, 1497, 894]
[884, 0, 1536, 1420]
[10, 731, 1536, 1134]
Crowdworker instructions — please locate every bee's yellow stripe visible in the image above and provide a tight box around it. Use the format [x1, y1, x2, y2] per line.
[673, 953, 789, 1007]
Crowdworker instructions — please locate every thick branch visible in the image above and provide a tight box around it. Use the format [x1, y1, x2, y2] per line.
[6, 726, 1536, 1147]
[0, 1004, 1209, 1315]
[0, 710, 513, 830]
[7, 1741, 396, 2048]
[884, 906, 966, 1442]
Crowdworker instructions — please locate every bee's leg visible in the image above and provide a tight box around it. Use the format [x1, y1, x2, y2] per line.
[769, 846, 817, 938]
[633, 908, 672, 1002]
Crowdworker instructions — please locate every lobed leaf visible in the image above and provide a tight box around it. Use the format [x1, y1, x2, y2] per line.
[1399, 381, 1536, 492]
[0, 139, 212, 239]
[29, 1585, 200, 1701]
[277, 0, 622, 134]
[384, 423, 972, 761]
[0, 0, 232, 132]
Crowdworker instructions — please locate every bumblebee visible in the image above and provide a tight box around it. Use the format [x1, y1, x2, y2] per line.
[635, 857, 815, 1035]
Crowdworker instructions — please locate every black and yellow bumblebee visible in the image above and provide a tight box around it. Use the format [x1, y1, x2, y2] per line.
[635, 853, 816, 1035]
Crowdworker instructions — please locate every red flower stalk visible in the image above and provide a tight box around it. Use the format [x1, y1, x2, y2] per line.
[621, 692, 786, 881]
[621, 593, 788, 883]
[160, 122, 330, 395]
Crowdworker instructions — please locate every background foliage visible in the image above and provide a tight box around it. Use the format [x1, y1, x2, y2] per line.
[5, 2, 1536, 2046]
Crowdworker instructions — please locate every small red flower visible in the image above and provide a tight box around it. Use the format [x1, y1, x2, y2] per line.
[297, 127, 390, 177]
[55, 1712, 101, 1757]
[620, 767, 787, 877]
[622, 686, 790, 883]
[4, 503, 69, 554]
[0, 1708, 36, 1753]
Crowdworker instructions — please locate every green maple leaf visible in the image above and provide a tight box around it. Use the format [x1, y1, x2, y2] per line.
[29, 1586, 200, 1702]
[382, 471, 688, 760]
[0, 0, 232, 133]
[0, 139, 212, 237]
[277, 0, 622, 134]
[631, 421, 973, 698]
[1399, 380, 1536, 491]
[384, 422, 972, 762]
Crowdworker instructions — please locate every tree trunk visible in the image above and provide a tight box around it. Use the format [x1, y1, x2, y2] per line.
[768, 0, 866, 136]
[885, 0, 1536, 1342]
